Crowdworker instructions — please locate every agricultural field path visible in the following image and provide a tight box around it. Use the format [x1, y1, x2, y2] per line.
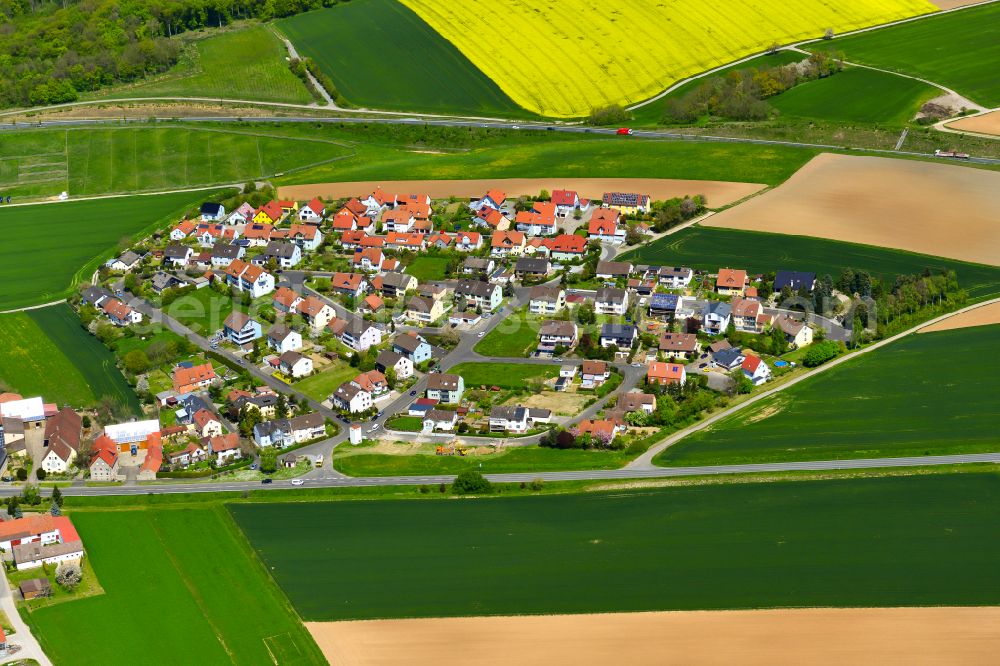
[0, 298, 66, 315]
[269, 26, 335, 107]
[627, 296, 1000, 469]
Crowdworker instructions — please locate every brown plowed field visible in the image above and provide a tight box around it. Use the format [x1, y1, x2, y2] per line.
[278, 178, 766, 209]
[920, 301, 1000, 332]
[306, 607, 1000, 666]
[703, 153, 1000, 266]
[946, 110, 1000, 137]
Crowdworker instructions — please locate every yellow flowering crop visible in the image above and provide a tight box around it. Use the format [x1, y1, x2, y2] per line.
[400, 0, 937, 117]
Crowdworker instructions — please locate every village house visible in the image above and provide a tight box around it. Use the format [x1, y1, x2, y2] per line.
[327, 316, 382, 351]
[742, 354, 771, 385]
[647, 293, 683, 321]
[773, 314, 814, 348]
[333, 383, 373, 413]
[206, 433, 241, 466]
[296, 296, 337, 332]
[600, 323, 637, 349]
[406, 295, 447, 324]
[225, 202, 255, 226]
[703, 301, 732, 335]
[224, 260, 275, 298]
[774, 270, 817, 293]
[100, 298, 142, 327]
[546, 234, 588, 261]
[602, 192, 650, 215]
[192, 408, 224, 438]
[454, 231, 484, 251]
[393, 334, 433, 364]
[221, 311, 261, 346]
[1, 515, 84, 572]
[595, 287, 629, 315]
[195, 223, 238, 247]
[659, 332, 701, 359]
[353, 247, 385, 272]
[616, 391, 657, 414]
[382, 208, 415, 233]
[538, 320, 578, 354]
[253, 201, 283, 225]
[581, 360, 611, 388]
[210, 243, 244, 268]
[476, 207, 512, 231]
[425, 374, 465, 404]
[462, 257, 494, 277]
[352, 370, 389, 398]
[375, 350, 413, 380]
[298, 197, 326, 222]
[514, 209, 557, 236]
[489, 406, 551, 433]
[551, 189, 586, 216]
[716, 268, 748, 296]
[377, 271, 417, 298]
[163, 244, 194, 268]
[455, 279, 503, 312]
[172, 362, 217, 394]
[330, 273, 367, 300]
[272, 286, 303, 314]
[528, 285, 566, 314]
[648, 362, 686, 386]
[490, 230, 526, 257]
[514, 257, 551, 279]
[278, 350, 313, 378]
[731, 297, 772, 334]
[588, 208, 626, 244]
[109, 250, 143, 272]
[654, 266, 695, 289]
[384, 232, 426, 252]
[170, 219, 197, 240]
[422, 409, 458, 433]
[255, 241, 302, 269]
[286, 224, 323, 252]
[576, 418, 624, 443]
[596, 261, 633, 280]
[472, 189, 506, 211]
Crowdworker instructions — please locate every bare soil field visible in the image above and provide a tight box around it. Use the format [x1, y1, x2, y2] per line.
[306, 607, 1000, 666]
[704, 153, 1000, 266]
[931, 0, 989, 8]
[919, 300, 1000, 332]
[947, 109, 1000, 137]
[511, 391, 591, 416]
[279, 178, 767, 209]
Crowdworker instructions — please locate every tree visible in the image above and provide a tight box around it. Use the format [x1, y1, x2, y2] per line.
[81, 414, 92, 429]
[22, 484, 41, 505]
[50, 500, 61, 517]
[6, 496, 18, 517]
[729, 369, 753, 395]
[385, 367, 398, 389]
[15, 468, 27, 482]
[451, 470, 493, 495]
[276, 394, 289, 419]
[52, 486, 63, 507]
[243, 181, 257, 194]
[123, 349, 151, 374]
[577, 300, 596, 325]
[238, 404, 263, 438]
[768, 325, 788, 356]
[259, 447, 278, 474]
[36, 469, 47, 481]
[55, 562, 83, 591]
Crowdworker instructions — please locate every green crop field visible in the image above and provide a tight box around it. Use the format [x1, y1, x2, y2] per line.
[0, 191, 208, 310]
[28, 508, 323, 665]
[89, 24, 312, 104]
[620, 226, 1000, 299]
[0, 126, 351, 199]
[231, 473, 1000, 619]
[769, 66, 938, 125]
[449, 361, 559, 389]
[286, 136, 817, 189]
[658, 325, 1000, 466]
[0, 305, 138, 411]
[334, 444, 633, 476]
[404, 256, 450, 282]
[277, 0, 528, 117]
[809, 3, 1000, 107]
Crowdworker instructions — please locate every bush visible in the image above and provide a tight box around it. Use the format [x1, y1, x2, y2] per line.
[802, 340, 843, 367]
[587, 104, 631, 126]
[55, 562, 83, 591]
[451, 470, 493, 495]
[36, 469, 47, 481]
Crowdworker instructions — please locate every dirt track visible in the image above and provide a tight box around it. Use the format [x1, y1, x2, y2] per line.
[946, 110, 1000, 137]
[931, 0, 988, 8]
[306, 607, 1000, 665]
[278, 178, 766, 209]
[920, 301, 1000, 332]
[703, 153, 1000, 266]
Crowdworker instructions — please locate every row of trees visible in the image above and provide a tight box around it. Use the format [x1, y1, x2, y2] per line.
[0, 0, 350, 107]
[662, 52, 844, 123]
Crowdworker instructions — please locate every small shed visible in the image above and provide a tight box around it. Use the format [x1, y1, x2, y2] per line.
[19, 577, 52, 600]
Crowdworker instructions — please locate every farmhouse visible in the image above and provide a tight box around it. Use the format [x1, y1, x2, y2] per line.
[4, 516, 83, 571]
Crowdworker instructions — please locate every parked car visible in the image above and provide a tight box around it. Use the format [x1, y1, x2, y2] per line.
[409, 390, 417, 396]
[291, 479, 304, 486]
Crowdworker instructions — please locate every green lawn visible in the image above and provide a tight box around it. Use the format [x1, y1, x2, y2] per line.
[230, 473, 1000, 620]
[334, 444, 634, 476]
[404, 255, 450, 282]
[473, 310, 541, 357]
[808, 2, 1000, 107]
[449, 361, 558, 389]
[285, 136, 817, 188]
[27, 508, 324, 665]
[657, 325, 1000, 466]
[0, 304, 138, 411]
[770, 66, 938, 125]
[0, 126, 351, 199]
[0, 190, 210, 310]
[293, 361, 358, 402]
[620, 226, 1000, 299]
[89, 24, 312, 104]
[166, 287, 239, 336]
[277, 0, 529, 117]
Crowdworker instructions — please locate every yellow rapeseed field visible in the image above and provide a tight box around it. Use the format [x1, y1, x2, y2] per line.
[399, 0, 938, 117]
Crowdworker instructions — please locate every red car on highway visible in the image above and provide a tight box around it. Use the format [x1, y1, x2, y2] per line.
[616, 127, 634, 135]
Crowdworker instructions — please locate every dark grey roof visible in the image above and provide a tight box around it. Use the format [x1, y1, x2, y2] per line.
[212, 244, 242, 259]
[704, 301, 732, 318]
[289, 412, 324, 431]
[455, 279, 494, 298]
[393, 335, 425, 353]
[596, 287, 626, 302]
[596, 260, 632, 276]
[268, 323, 294, 341]
[200, 202, 224, 215]
[774, 271, 817, 291]
[376, 349, 405, 368]
[263, 241, 298, 258]
[164, 244, 192, 259]
[714, 348, 745, 367]
[382, 271, 414, 289]
[601, 323, 637, 339]
[529, 285, 563, 302]
[81, 286, 113, 304]
[515, 257, 549, 272]
[151, 272, 181, 291]
[463, 257, 491, 269]
[117, 250, 142, 265]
